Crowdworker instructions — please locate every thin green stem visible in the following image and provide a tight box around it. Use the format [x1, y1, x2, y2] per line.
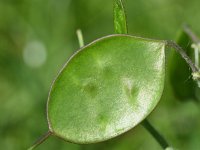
[76, 29, 85, 47]
[28, 131, 52, 150]
[142, 119, 170, 149]
[191, 44, 199, 68]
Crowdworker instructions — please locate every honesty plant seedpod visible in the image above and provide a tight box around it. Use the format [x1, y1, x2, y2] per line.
[28, 1, 199, 149]
[47, 34, 166, 144]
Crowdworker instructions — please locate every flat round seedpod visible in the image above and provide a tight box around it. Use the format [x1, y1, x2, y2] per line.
[47, 34, 165, 144]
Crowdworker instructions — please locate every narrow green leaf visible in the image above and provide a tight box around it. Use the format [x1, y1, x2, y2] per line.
[114, 0, 128, 34]
[47, 35, 165, 144]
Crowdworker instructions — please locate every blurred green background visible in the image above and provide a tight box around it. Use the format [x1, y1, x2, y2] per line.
[0, 0, 200, 149]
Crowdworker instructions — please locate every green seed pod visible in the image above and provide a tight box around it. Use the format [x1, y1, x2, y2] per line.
[47, 34, 166, 144]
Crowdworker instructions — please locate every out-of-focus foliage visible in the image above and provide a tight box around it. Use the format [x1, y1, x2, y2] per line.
[0, 0, 200, 150]
[169, 29, 200, 102]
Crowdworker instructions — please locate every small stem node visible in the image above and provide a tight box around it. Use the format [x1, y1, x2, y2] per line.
[192, 72, 200, 81]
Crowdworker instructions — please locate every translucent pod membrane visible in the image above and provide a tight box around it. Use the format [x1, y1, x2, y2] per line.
[47, 35, 166, 144]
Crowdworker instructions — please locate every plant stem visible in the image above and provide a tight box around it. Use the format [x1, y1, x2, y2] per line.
[167, 40, 199, 73]
[76, 29, 85, 48]
[142, 119, 170, 149]
[28, 131, 52, 150]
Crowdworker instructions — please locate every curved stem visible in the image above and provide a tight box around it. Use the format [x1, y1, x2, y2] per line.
[28, 131, 52, 150]
[142, 119, 170, 149]
[166, 40, 199, 73]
